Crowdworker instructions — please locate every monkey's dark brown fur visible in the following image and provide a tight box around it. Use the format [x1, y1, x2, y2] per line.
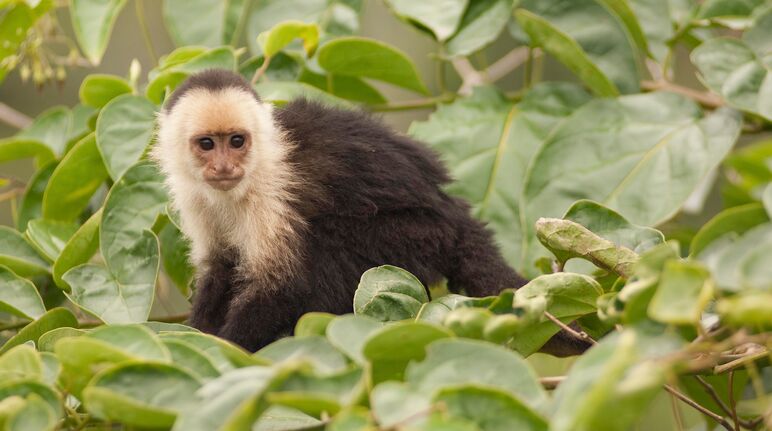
[165, 70, 588, 356]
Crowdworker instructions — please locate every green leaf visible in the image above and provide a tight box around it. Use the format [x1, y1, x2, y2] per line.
[24, 219, 79, 262]
[406, 339, 548, 411]
[550, 330, 682, 431]
[648, 260, 714, 325]
[514, 9, 618, 97]
[163, 0, 246, 46]
[435, 385, 548, 431]
[318, 37, 429, 94]
[42, 133, 108, 221]
[65, 162, 167, 323]
[162, 339, 221, 380]
[84, 362, 202, 428]
[596, 0, 650, 57]
[258, 20, 319, 58]
[0, 226, 48, 277]
[298, 68, 387, 105]
[256, 336, 348, 376]
[0, 308, 78, 354]
[535, 218, 640, 278]
[87, 325, 170, 360]
[697, 0, 767, 28]
[171, 365, 297, 431]
[353, 265, 429, 322]
[146, 71, 188, 105]
[563, 200, 665, 255]
[690, 203, 769, 257]
[159, 221, 193, 297]
[4, 394, 56, 431]
[159, 331, 256, 373]
[325, 314, 383, 365]
[384, 0, 468, 41]
[410, 84, 589, 277]
[0, 265, 46, 319]
[717, 291, 772, 329]
[15, 106, 73, 156]
[371, 382, 431, 428]
[445, 0, 513, 57]
[255, 406, 323, 431]
[294, 312, 335, 338]
[0, 139, 55, 169]
[522, 95, 741, 274]
[70, 0, 128, 65]
[0, 345, 42, 382]
[55, 337, 133, 397]
[269, 367, 364, 416]
[79, 74, 132, 108]
[628, 0, 674, 62]
[516, 0, 641, 94]
[52, 208, 102, 289]
[16, 162, 57, 231]
[95, 94, 157, 180]
[363, 321, 452, 384]
[37, 327, 85, 352]
[692, 37, 772, 121]
[245, 0, 362, 55]
[254, 81, 350, 107]
[699, 222, 772, 291]
[0, 381, 61, 424]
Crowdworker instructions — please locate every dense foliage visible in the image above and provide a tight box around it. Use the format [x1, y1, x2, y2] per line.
[0, 0, 771, 430]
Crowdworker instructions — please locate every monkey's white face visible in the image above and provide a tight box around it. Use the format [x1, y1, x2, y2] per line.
[153, 87, 283, 201]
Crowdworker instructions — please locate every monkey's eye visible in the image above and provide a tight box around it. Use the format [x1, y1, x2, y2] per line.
[230, 135, 245, 148]
[198, 137, 215, 151]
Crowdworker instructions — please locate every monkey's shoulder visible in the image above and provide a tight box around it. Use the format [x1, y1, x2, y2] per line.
[276, 99, 452, 216]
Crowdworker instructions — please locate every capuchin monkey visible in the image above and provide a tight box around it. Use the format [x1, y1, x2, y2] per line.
[153, 69, 588, 356]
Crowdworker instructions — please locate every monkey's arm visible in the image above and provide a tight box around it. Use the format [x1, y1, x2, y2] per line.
[216, 274, 309, 352]
[188, 255, 237, 334]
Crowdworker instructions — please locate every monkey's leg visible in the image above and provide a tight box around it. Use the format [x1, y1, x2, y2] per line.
[188, 256, 237, 334]
[445, 213, 528, 296]
[217, 276, 309, 352]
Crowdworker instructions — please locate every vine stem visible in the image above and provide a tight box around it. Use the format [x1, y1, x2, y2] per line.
[0, 102, 32, 129]
[134, 0, 158, 64]
[544, 311, 598, 345]
[230, 0, 253, 46]
[251, 56, 271, 85]
[664, 384, 734, 431]
[641, 80, 723, 109]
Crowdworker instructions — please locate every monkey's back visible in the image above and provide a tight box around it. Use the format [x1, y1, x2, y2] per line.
[275, 99, 453, 219]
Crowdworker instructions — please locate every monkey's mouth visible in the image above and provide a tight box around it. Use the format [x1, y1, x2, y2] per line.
[205, 175, 244, 191]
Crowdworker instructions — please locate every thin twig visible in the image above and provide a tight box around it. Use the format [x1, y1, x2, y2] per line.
[451, 57, 485, 96]
[664, 384, 734, 431]
[134, 0, 158, 64]
[230, 0, 253, 46]
[727, 371, 741, 431]
[641, 80, 723, 109]
[544, 311, 598, 345]
[0, 102, 32, 129]
[251, 56, 271, 85]
[370, 94, 456, 112]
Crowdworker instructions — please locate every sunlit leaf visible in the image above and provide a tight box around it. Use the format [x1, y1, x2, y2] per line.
[70, 0, 128, 64]
[0, 265, 46, 320]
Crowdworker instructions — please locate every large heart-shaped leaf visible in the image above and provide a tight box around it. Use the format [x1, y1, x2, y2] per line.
[410, 84, 590, 276]
[163, 0, 247, 47]
[70, 0, 128, 65]
[521, 94, 741, 274]
[0, 265, 46, 320]
[79, 74, 132, 109]
[42, 133, 108, 222]
[692, 36, 772, 121]
[0, 226, 49, 277]
[384, 0, 468, 41]
[445, 0, 514, 57]
[64, 162, 167, 323]
[95, 94, 157, 180]
[318, 37, 429, 94]
[84, 362, 202, 429]
[514, 0, 641, 95]
[353, 265, 429, 322]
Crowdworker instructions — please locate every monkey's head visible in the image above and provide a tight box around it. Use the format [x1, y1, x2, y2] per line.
[154, 69, 285, 199]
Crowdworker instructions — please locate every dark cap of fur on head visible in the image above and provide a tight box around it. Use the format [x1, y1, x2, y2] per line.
[163, 69, 260, 113]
